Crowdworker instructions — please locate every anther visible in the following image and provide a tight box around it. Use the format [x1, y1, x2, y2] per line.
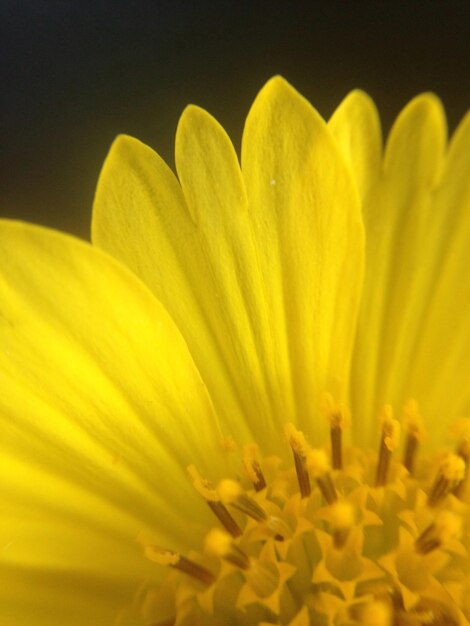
[187, 465, 242, 537]
[307, 449, 337, 505]
[415, 511, 462, 554]
[205, 528, 250, 570]
[321, 393, 348, 470]
[375, 406, 400, 487]
[243, 444, 266, 491]
[330, 425, 343, 471]
[218, 479, 267, 522]
[285, 422, 311, 498]
[427, 453, 466, 507]
[144, 546, 215, 585]
[402, 400, 425, 475]
[329, 500, 355, 549]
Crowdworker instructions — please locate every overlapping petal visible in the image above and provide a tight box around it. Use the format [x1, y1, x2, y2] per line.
[93, 77, 364, 446]
[0, 221, 225, 624]
[331, 92, 470, 445]
[328, 89, 382, 200]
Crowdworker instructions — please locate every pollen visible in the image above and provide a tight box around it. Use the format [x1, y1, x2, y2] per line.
[205, 528, 250, 570]
[137, 398, 470, 626]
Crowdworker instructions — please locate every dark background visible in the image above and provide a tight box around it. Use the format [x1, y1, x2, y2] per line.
[2, 0, 469, 239]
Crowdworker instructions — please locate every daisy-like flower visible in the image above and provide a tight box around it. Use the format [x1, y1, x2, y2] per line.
[1, 77, 470, 626]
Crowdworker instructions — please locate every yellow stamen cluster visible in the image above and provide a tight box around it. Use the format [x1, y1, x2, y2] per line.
[132, 401, 470, 626]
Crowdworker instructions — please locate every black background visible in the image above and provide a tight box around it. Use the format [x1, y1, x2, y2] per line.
[2, 0, 469, 238]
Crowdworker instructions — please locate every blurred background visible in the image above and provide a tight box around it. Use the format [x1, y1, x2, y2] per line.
[2, 0, 469, 238]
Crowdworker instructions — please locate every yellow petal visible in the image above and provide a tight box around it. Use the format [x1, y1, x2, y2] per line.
[175, 104, 287, 443]
[343, 93, 468, 445]
[404, 109, 470, 440]
[1, 456, 156, 626]
[93, 77, 364, 446]
[0, 221, 225, 624]
[328, 89, 382, 199]
[241, 76, 364, 437]
[92, 134, 254, 446]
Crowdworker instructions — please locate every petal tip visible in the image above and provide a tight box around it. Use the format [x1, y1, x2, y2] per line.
[384, 91, 447, 171]
[177, 104, 213, 137]
[330, 88, 380, 131]
[179, 103, 207, 121]
[107, 133, 142, 158]
[257, 75, 298, 101]
[244, 75, 324, 133]
[399, 92, 446, 129]
[341, 88, 376, 110]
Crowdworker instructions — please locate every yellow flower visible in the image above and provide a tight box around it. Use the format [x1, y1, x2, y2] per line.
[1, 77, 470, 626]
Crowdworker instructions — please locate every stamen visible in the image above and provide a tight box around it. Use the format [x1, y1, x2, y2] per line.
[403, 434, 419, 475]
[219, 480, 288, 540]
[266, 515, 292, 540]
[427, 453, 466, 507]
[285, 422, 311, 498]
[452, 422, 470, 497]
[375, 406, 400, 487]
[205, 529, 250, 570]
[415, 511, 462, 554]
[144, 408, 470, 625]
[329, 500, 355, 549]
[218, 479, 267, 522]
[307, 449, 337, 504]
[402, 399, 425, 475]
[243, 444, 266, 491]
[321, 392, 348, 470]
[187, 465, 242, 537]
[330, 425, 343, 471]
[144, 546, 215, 585]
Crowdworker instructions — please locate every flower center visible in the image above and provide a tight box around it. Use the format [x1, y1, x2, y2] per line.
[134, 399, 470, 626]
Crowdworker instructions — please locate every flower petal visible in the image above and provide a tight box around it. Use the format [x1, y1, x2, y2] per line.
[92, 131, 256, 445]
[353, 94, 446, 443]
[93, 77, 364, 446]
[405, 110, 470, 441]
[333, 93, 470, 446]
[175, 104, 291, 444]
[241, 76, 364, 437]
[0, 221, 225, 624]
